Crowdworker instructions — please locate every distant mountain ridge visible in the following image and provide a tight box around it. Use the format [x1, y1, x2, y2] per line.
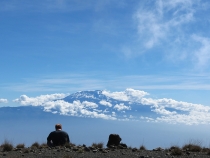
[54, 89, 154, 120]
[64, 90, 111, 102]
[2, 88, 203, 125]
[1, 89, 209, 150]
[1, 89, 154, 121]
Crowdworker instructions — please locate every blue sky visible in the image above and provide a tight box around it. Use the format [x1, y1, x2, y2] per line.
[1, 1, 210, 118]
[1, 0, 210, 148]
[1, 0, 210, 106]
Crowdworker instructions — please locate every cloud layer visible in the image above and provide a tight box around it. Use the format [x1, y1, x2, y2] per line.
[13, 89, 210, 125]
[13, 93, 68, 106]
[0, 99, 8, 103]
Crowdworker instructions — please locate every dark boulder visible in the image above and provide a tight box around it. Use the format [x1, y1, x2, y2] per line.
[106, 134, 122, 147]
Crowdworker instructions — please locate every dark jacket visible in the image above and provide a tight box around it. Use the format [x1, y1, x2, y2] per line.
[47, 130, 70, 146]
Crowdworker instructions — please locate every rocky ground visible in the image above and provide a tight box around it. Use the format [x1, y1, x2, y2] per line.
[1, 144, 210, 158]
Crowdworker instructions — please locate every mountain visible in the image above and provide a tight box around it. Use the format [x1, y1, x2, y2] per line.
[0, 89, 158, 148]
[0, 89, 156, 128]
[54, 90, 155, 120]
[1, 89, 209, 149]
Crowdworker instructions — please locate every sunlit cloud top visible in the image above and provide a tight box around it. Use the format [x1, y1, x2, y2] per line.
[13, 89, 210, 125]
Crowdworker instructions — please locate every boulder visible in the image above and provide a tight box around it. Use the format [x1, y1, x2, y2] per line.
[106, 134, 122, 147]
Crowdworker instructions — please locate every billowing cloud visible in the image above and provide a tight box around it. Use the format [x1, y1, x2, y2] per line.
[114, 103, 131, 111]
[13, 89, 210, 125]
[0, 99, 8, 103]
[41, 100, 116, 120]
[13, 93, 68, 106]
[13, 94, 116, 120]
[140, 97, 210, 125]
[82, 101, 98, 108]
[102, 88, 149, 102]
[99, 100, 112, 107]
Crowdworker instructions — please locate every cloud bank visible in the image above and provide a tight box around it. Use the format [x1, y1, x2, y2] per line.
[13, 89, 210, 125]
[13, 93, 68, 106]
[0, 98, 8, 103]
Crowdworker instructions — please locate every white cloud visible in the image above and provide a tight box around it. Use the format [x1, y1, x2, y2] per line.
[140, 97, 210, 124]
[103, 108, 109, 113]
[141, 98, 210, 113]
[192, 35, 210, 68]
[112, 112, 116, 116]
[82, 101, 98, 108]
[114, 103, 131, 111]
[43, 100, 116, 120]
[129, 115, 134, 118]
[99, 100, 112, 107]
[0, 99, 8, 103]
[140, 116, 156, 122]
[134, 0, 196, 49]
[102, 88, 148, 102]
[127, 0, 210, 70]
[13, 93, 68, 106]
[13, 89, 210, 125]
[156, 111, 210, 125]
[13, 94, 116, 120]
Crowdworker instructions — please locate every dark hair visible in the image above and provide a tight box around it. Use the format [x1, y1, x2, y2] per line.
[55, 124, 62, 130]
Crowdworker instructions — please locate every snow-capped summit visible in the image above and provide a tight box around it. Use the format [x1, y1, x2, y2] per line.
[64, 90, 110, 102]
[11, 88, 210, 125]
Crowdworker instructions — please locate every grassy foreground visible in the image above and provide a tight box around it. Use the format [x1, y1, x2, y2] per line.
[1, 139, 210, 156]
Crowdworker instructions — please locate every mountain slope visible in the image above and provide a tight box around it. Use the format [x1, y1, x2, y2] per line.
[61, 90, 154, 120]
[10, 88, 202, 125]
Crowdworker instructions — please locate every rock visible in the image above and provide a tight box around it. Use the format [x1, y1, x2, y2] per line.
[92, 149, 98, 153]
[73, 147, 78, 151]
[107, 134, 122, 147]
[186, 151, 190, 155]
[84, 147, 90, 152]
[118, 145, 125, 149]
[153, 147, 164, 151]
[109, 145, 116, 149]
[166, 152, 170, 156]
[120, 143, 127, 148]
[132, 148, 138, 152]
[89, 146, 96, 150]
[14, 148, 21, 151]
[102, 150, 108, 153]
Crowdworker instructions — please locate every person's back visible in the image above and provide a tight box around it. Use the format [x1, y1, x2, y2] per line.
[47, 124, 70, 147]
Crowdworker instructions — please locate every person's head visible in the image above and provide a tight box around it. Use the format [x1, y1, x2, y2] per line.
[55, 124, 62, 130]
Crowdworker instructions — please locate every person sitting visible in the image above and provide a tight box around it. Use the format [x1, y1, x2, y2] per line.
[47, 123, 70, 147]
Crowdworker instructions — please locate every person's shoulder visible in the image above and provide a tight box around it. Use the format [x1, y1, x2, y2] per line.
[49, 131, 56, 135]
[61, 130, 69, 135]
